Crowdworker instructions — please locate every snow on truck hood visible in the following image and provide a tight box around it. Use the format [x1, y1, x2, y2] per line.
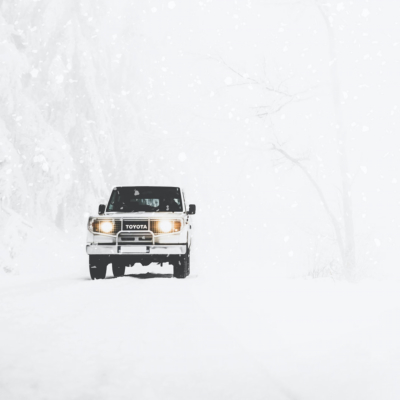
[98, 212, 185, 218]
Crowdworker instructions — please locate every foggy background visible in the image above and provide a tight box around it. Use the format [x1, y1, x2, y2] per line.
[2, 2, 400, 400]
[1, 0, 399, 277]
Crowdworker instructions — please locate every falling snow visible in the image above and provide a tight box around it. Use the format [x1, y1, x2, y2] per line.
[1, 1, 399, 399]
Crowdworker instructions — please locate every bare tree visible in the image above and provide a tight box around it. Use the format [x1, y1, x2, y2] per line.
[217, 0, 356, 278]
[316, 1, 356, 276]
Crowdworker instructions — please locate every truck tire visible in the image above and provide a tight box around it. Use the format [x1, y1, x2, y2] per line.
[112, 262, 125, 278]
[173, 248, 190, 279]
[89, 256, 108, 280]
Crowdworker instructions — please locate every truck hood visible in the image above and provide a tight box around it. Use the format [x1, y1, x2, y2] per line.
[95, 212, 186, 219]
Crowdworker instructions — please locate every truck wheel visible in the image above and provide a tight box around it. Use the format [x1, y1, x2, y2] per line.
[112, 262, 125, 278]
[89, 256, 108, 280]
[173, 249, 190, 279]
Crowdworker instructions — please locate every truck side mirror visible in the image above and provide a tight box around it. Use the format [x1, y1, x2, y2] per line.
[188, 204, 196, 215]
[98, 204, 106, 215]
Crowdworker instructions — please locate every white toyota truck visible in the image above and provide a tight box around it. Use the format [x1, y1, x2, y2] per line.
[86, 186, 196, 280]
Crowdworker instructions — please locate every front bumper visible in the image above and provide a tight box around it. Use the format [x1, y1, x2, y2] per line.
[86, 244, 187, 255]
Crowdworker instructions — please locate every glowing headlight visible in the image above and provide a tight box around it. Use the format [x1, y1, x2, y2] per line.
[159, 220, 172, 233]
[100, 221, 113, 233]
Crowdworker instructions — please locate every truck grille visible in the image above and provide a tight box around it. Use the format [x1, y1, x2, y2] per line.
[93, 219, 182, 235]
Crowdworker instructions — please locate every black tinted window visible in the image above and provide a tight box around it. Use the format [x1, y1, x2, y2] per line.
[107, 187, 182, 212]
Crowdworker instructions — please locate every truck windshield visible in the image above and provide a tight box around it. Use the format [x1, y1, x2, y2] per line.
[107, 187, 183, 212]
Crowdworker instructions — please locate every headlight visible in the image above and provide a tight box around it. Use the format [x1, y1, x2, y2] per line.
[100, 221, 113, 233]
[159, 220, 173, 233]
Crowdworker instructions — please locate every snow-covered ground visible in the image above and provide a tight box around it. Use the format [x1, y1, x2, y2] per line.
[0, 229, 399, 400]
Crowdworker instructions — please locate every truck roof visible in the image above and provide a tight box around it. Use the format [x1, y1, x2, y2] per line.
[112, 185, 183, 190]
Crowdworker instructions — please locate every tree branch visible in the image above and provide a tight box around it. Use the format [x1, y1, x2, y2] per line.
[270, 143, 345, 261]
